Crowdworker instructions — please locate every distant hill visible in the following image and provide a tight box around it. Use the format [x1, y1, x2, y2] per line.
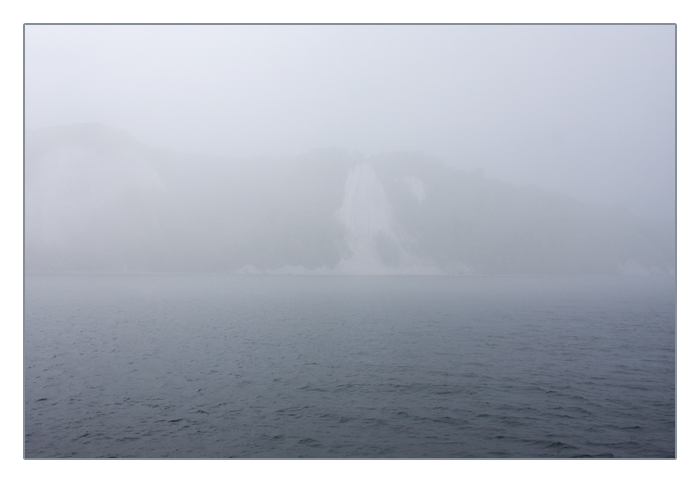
[24, 123, 675, 275]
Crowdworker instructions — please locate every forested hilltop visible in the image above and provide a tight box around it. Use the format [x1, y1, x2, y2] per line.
[25, 123, 675, 275]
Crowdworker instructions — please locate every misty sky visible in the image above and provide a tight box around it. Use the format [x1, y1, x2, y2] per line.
[24, 24, 675, 221]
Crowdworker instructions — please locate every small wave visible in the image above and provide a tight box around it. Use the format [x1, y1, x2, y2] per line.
[116, 436, 139, 442]
[573, 453, 616, 458]
[545, 441, 578, 450]
[297, 437, 321, 447]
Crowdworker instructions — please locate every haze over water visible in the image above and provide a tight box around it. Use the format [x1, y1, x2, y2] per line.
[23, 24, 676, 459]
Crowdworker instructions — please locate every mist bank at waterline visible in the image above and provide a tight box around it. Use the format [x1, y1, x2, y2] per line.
[24, 123, 675, 275]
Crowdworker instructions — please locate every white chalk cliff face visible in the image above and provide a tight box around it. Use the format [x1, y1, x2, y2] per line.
[333, 163, 439, 274]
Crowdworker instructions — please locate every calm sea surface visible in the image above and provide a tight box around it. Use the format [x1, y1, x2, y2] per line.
[24, 274, 675, 458]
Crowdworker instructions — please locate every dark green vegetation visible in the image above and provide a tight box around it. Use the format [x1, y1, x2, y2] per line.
[24, 123, 674, 274]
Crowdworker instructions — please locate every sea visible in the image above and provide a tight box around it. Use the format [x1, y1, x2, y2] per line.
[23, 274, 676, 458]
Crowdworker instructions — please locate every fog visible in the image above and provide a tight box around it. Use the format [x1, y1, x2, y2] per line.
[23, 25, 675, 275]
[25, 24, 674, 221]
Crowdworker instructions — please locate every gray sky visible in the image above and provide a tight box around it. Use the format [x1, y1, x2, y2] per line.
[24, 24, 675, 221]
